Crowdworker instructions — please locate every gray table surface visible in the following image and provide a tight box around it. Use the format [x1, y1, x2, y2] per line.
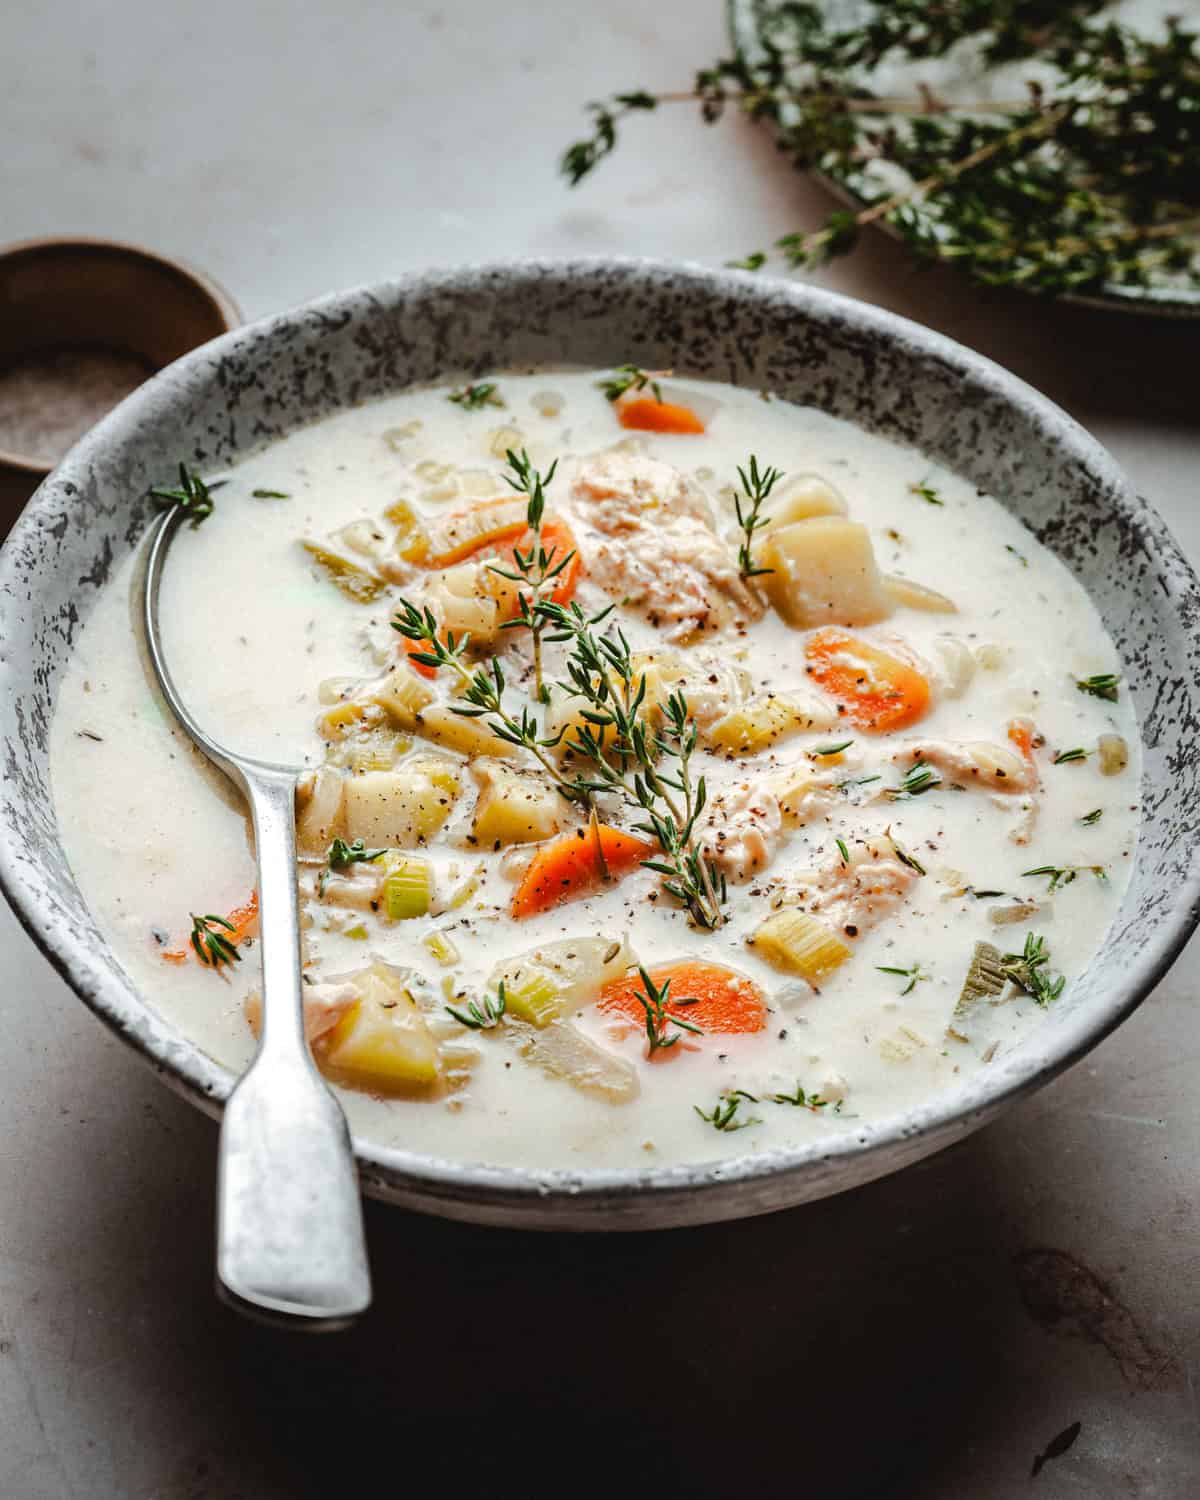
[4, 2, 1199, 1495]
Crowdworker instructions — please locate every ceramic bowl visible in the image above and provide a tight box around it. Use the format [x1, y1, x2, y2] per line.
[1, 259, 1198, 1230]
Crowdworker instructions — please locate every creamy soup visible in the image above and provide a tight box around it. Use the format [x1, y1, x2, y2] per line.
[50, 371, 1138, 1170]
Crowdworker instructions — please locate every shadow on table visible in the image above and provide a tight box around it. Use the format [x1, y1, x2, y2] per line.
[85, 1095, 1047, 1498]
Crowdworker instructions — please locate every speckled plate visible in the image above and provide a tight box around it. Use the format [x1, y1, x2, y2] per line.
[729, 0, 1200, 320]
[1, 259, 1198, 1230]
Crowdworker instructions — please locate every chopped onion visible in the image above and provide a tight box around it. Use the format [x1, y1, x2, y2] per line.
[530, 390, 564, 418]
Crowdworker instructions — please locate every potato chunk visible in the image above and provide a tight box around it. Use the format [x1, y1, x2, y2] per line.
[296, 766, 345, 853]
[415, 702, 522, 760]
[341, 758, 460, 846]
[488, 936, 634, 1027]
[761, 518, 890, 629]
[471, 759, 567, 847]
[321, 964, 441, 1093]
[761, 473, 848, 529]
[706, 691, 838, 754]
[369, 665, 435, 727]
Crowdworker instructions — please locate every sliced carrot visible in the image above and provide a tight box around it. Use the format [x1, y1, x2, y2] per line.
[511, 825, 653, 919]
[420, 497, 527, 569]
[617, 395, 706, 435]
[804, 627, 931, 733]
[1008, 717, 1038, 759]
[403, 636, 439, 680]
[494, 517, 582, 613]
[162, 891, 259, 965]
[598, 960, 767, 1036]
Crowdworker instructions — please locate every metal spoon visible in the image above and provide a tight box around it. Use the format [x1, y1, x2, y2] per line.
[142, 504, 371, 1329]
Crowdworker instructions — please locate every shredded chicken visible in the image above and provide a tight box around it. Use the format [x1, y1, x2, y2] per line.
[244, 980, 359, 1044]
[697, 779, 784, 883]
[802, 837, 920, 936]
[893, 733, 1041, 844]
[571, 452, 762, 641]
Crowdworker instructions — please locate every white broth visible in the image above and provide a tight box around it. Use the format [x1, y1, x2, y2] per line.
[50, 371, 1139, 1170]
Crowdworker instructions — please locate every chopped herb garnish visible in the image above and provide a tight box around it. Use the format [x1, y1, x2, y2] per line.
[1080, 808, 1103, 826]
[150, 463, 217, 528]
[877, 962, 928, 996]
[1053, 747, 1090, 765]
[734, 453, 784, 580]
[888, 829, 926, 876]
[321, 837, 387, 894]
[812, 739, 853, 756]
[251, 487, 290, 499]
[726, 252, 767, 271]
[910, 481, 943, 506]
[1006, 544, 1028, 566]
[598, 364, 662, 404]
[835, 837, 850, 865]
[887, 759, 942, 799]
[1023, 863, 1107, 891]
[771, 1082, 838, 1111]
[694, 1091, 759, 1131]
[1076, 672, 1120, 702]
[1001, 932, 1065, 1007]
[448, 381, 504, 411]
[189, 912, 241, 969]
[631, 965, 705, 1054]
[446, 981, 507, 1030]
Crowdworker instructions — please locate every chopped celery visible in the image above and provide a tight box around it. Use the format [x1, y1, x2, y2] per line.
[382, 857, 432, 920]
[423, 930, 460, 966]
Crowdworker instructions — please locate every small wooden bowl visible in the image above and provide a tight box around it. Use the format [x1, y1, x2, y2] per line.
[0, 237, 240, 530]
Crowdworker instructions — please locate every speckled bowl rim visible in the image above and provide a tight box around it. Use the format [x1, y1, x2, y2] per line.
[2, 257, 1199, 1230]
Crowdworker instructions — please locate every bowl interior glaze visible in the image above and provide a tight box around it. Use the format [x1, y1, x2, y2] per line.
[2, 260, 1198, 1230]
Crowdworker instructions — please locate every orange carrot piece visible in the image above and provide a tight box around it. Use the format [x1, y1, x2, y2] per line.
[403, 636, 439, 680]
[162, 892, 259, 965]
[495, 517, 582, 613]
[598, 960, 767, 1036]
[804, 627, 931, 733]
[510, 825, 653, 919]
[420, 497, 527, 569]
[1008, 717, 1037, 759]
[617, 395, 706, 435]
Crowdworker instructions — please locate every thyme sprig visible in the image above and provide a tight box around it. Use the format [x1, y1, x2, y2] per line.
[695, 1089, 760, 1131]
[1023, 863, 1107, 892]
[1001, 932, 1065, 1007]
[598, 364, 662, 404]
[877, 962, 929, 996]
[150, 463, 219, 528]
[887, 759, 942, 799]
[321, 837, 387, 895]
[560, 4, 1200, 298]
[1053, 747, 1089, 765]
[629, 965, 704, 1054]
[189, 912, 241, 969]
[491, 448, 570, 703]
[1076, 672, 1120, 702]
[446, 982, 507, 1030]
[448, 381, 504, 411]
[734, 454, 784, 580]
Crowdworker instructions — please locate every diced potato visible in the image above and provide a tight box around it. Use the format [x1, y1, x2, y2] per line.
[320, 964, 441, 1093]
[1098, 733, 1128, 776]
[341, 760, 460, 846]
[296, 766, 345, 853]
[429, 563, 501, 645]
[760, 518, 890, 629]
[370, 665, 435, 727]
[334, 519, 390, 561]
[471, 759, 568, 847]
[504, 1018, 639, 1103]
[749, 908, 851, 982]
[706, 692, 838, 754]
[761, 474, 848, 529]
[318, 698, 379, 741]
[415, 702, 522, 760]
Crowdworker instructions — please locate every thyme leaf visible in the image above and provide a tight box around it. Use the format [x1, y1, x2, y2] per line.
[1076, 672, 1120, 702]
[1000, 931, 1065, 1007]
[877, 962, 928, 996]
[598, 364, 662, 404]
[150, 463, 217, 528]
[694, 1090, 759, 1131]
[447, 981, 507, 1030]
[910, 481, 943, 506]
[189, 912, 241, 968]
[449, 381, 504, 411]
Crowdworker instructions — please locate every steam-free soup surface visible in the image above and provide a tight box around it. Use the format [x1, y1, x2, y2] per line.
[50, 371, 1138, 1169]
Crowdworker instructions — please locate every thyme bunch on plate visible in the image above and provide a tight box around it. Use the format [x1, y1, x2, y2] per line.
[561, 1, 1200, 300]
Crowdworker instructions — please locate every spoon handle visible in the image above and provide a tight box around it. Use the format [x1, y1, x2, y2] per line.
[215, 765, 371, 1329]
